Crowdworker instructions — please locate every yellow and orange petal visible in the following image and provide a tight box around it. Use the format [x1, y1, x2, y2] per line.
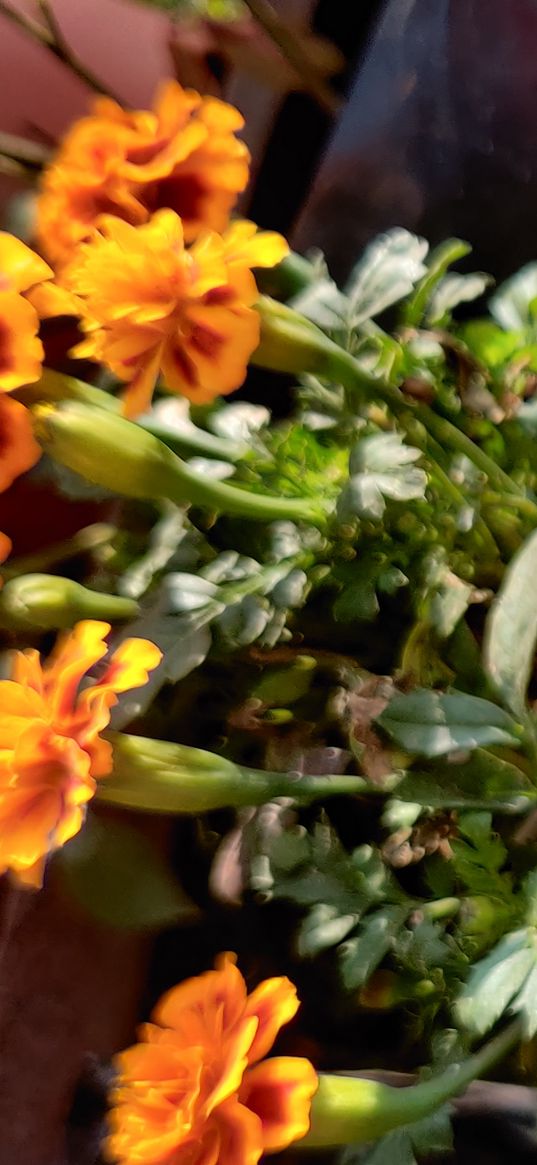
[36, 79, 250, 268]
[0, 231, 56, 390]
[62, 208, 288, 416]
[239, 1057, 318, 1153]
[0, 393, 40, 493]
[106, 954, 317, 1165]
[0, 620, 161, 887]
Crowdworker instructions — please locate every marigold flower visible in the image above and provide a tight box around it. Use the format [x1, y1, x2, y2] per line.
[0, 232, 57, 390]
[63, 209, 289, 416]
[36, 80, 251, 268]
[107, 952, 318, 1165]
[0, 620, 161, 887]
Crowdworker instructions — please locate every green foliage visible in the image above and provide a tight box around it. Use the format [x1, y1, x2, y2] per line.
[376, 690, 522, 757]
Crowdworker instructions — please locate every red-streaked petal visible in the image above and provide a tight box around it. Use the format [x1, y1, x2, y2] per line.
[240, 1057, 318, 1152]
[243, 976, 300, 1064]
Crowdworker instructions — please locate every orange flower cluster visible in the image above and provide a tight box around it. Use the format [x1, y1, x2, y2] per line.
[36, 81, 251, 268]
[0, 620, 161, 887]
[62, 211, 288, 416]
[107, 952, 318, 1165]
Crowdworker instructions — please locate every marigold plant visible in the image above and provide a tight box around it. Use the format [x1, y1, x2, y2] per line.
[36, 80, 250, 268]
[106, 952, 318, 1165]
[0, 620, 161, 887]
[61, 210, 288, 416]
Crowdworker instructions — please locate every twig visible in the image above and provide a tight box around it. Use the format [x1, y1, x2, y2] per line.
[0, 0, 121, 100]
[241, 0, 342, 117]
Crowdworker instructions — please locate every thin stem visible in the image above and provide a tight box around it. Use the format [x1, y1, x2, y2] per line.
[330, 347, 537, 524]
[302, 1019, 522, 1148]
[0, 0, 121, 100]
[241, 0, 342, 116]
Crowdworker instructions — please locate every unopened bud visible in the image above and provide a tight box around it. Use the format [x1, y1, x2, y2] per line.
[0, 574, 139, 631]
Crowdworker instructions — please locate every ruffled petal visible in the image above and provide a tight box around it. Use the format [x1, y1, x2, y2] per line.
[240, 1057, 318, 1152]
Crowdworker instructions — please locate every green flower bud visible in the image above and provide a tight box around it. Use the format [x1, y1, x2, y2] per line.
[101, 733, 367, 815]
[0, 574, 139, 631]
[34, 402, 324, 525]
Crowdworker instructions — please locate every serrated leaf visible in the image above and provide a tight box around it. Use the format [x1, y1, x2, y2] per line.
[340, 433, 427, 522]
[454, 928, 534, 1035]
[484, 528, 537, 716]
[377, 690, 521, 757]
[345, 229, 429, 327]
[297, 903, 358, 958]
[291, 277, 348, 329]
[394, 749, 531, 811]
[339, 906, 407, 990]
[490, 263, 537, 331]
[409, 1106, 454, 1155]
[56, 814, 198, 930]
[513, 962, 537, 1038]
[355, 1131, 417, 1165]
[426, 272, 492, 325]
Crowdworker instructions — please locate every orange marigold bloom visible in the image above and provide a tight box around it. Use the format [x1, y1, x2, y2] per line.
[0, 620, 161, 887]
[0, 231, 56, 390]
[107, 952, 318, 1165]
[63, 209, 289, 417]
[36, 80, 251, 268]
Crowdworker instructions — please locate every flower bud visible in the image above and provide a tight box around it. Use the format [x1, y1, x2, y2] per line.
[101, 732, 367, 815]
[253, 295, 340, 376]
[0, 573, 139, 631]
[34, 402, 324, 524]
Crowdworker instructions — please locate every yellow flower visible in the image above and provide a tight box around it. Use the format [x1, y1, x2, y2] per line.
[107, 952, 318, 1165]
[0, 621, 161, 887]
[63, 210, 289, 416]
[0, 232, 56, 390]
[36, 80, 251, 268]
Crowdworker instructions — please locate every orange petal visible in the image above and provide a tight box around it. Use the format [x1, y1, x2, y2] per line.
[0, 231, 53, 292]
[240, 1057, 318, 1152]
[153, 953, 248, 1046]
[45, 620, 111, 721]
[0, 290, 44, 390]
[0, 394, 41, 493]
[243, 976, 300, 1064]
[210, 1099, 263, 1165]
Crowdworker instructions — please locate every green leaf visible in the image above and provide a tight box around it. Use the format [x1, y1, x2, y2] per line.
[403, 238, 471, 326]
[458, 319, 522, 367]
[345, 228, 429, 327]
[426, 272, 492, 325]
[377, 690, 521, 757]
[297, 903, 358, 958]
[56, 814, 198, 930]
[394, 749, 531, 811]
[339, 433, 427, 522]
[409, 1105, 454, 1156]
[514, 962, 537, 1038]
[454, 929, 534, 1035]
[483, 527, 537, 716]
[339, 906, 407, 990]
[490, 262, 537, 332]
[353, 1130, 417, 1165]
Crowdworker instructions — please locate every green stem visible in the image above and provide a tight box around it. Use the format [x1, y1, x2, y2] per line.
[301, 1020, 521, 1148]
